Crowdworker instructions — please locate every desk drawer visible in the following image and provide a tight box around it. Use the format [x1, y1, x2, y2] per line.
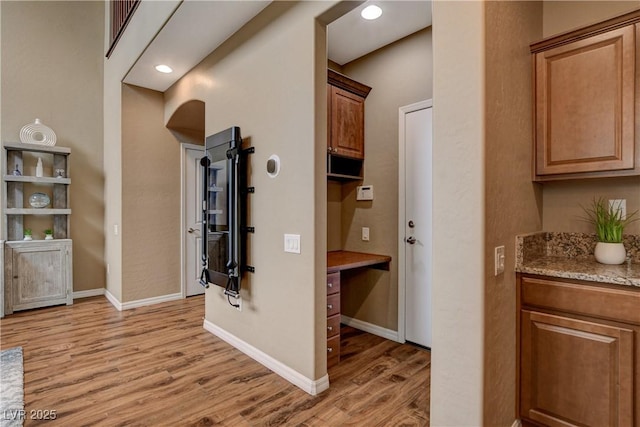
[327, 293, 340, 317]
[327, 335, 340, 368]
[327, 272, 340, 295]
[327, 314, 340, 338]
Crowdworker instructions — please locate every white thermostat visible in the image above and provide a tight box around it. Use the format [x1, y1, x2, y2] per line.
[356, 185, 374, 201]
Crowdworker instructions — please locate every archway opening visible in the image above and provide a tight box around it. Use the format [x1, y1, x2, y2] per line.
[167, 99, 205, 145]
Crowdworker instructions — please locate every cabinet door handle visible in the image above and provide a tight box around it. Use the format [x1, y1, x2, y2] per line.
[327, 326, 333, 331]
[327, 347, 333, 353]
[327, 304, 333, 310]
[327, 282, 333, 288]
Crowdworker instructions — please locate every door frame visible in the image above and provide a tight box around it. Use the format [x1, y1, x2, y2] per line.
[398, 99, 432, 343]
[180, 142, 205, 298]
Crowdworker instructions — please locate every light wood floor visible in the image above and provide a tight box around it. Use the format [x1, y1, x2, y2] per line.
[0, 296, 430, 426]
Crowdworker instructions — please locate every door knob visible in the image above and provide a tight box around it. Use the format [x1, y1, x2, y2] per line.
[406, 236, 416, 244]
[188, 228, 196, 234]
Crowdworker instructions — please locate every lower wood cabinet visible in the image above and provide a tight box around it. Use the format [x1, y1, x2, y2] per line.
[4, 240, 73, 315]
[518, 274, 640, 427]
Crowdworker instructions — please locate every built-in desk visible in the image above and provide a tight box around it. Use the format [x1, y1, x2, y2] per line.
[327, 250, 392, 273]
[325, 250, 391, 368]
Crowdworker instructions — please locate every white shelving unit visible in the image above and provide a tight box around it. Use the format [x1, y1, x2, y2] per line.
[2, 142, 73, 316]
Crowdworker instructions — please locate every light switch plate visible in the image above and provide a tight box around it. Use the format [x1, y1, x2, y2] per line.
[284, 234, 301, 254]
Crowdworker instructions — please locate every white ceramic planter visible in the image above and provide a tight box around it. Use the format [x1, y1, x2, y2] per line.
[594, 242, 626, 265]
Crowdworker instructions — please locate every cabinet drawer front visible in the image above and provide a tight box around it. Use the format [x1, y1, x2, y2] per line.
[327, 293, 340, 317]
[327, 335, 341, 368]
[327, 314, 340, 338]
[521, 276, 640, 325]
[327, 272, 340, 295]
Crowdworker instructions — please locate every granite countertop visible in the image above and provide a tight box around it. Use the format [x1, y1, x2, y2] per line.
[516, 232, 640, 287]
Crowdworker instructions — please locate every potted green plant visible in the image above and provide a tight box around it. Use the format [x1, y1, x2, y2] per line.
[581, 197, 638, 264]
[23, 228, 32, 241]
[44, 229, 53, 240]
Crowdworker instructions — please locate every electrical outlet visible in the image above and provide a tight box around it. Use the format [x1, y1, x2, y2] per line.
[609, 199, 626, 220]
[362, 227, 370, 241]
[494, 246, 505, 276]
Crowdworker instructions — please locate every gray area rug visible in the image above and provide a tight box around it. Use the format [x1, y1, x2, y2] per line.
[0, 347, 24, 427]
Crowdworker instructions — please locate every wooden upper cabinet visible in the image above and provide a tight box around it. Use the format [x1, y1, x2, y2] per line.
[327, 69, 371, 160]
[531, 11, 640, 181]
[329, 86, 365, 159]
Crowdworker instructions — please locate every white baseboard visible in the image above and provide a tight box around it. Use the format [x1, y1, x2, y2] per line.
[121, 293, 182, 310]
[105, 289, 122, 311]
[203, 319, 330, 396]
[341, 315, 401, 342]
[512, 420, 521, 427]
[73, 288, 105, 299]
[104, 290, 182, 311]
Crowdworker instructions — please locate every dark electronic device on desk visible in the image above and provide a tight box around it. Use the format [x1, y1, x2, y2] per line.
[199, 126, 247, 307]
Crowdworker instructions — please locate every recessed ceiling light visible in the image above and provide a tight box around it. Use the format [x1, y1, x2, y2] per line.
[361, 5, 382, 20]
[155, 64, 173, 74]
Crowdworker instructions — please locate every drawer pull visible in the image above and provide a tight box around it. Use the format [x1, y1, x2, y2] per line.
[327, 304, 333, 310]
[327, 347, 333, 353]
[328, 282, 333, 288]
[327, 326, 333, 331]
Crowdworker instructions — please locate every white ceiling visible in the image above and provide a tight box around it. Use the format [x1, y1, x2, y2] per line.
[124, 0, 432, 92]
[123, 0, 271, 92]
[328, 1, 432, 66]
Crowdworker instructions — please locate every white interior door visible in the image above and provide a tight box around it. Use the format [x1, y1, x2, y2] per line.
[401, 100, 432, 348]
[184, 146, 205, 297]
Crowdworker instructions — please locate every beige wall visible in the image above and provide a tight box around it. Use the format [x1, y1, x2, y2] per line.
[430, 2, 485, 425]
[1, 1, 105, 292]
[327, 181, 342, 251]
[103, 1, 180, 302]
[543, 176, 640, 234]
[484, 2, 543, 425]
[334, 28, 432, 330]
[541, 1, 640, 236]
[121, 84, 181, 302]
[543, 0, 640, 37]
[164, 1, 336, 381]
